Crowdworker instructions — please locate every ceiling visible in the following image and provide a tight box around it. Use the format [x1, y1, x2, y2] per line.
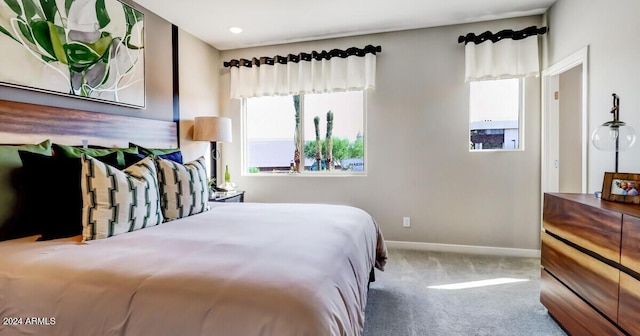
[133, 0, 557, 51]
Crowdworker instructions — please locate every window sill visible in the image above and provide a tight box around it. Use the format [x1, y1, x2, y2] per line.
[469, 148, 524, 152]
[243, 171, 367, 177]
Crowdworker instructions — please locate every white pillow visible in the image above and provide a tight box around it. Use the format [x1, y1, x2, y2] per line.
[155, 156, 210, 221]
[81, 155, 163, 241]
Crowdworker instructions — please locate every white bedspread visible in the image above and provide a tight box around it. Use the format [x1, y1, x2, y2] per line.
[0, 203, 386, 336]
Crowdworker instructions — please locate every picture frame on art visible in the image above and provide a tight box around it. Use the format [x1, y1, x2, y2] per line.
[0, 0, 145, 108]
[601, 172, 640, 204]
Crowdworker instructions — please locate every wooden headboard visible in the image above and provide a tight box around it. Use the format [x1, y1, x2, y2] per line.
[0, 99, 178, 148]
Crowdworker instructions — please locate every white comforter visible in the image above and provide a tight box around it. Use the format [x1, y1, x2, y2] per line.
[0, 203, 387, 336]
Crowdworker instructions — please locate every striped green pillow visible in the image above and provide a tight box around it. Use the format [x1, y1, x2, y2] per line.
[155, 156, 210, 221]
[81, 154, 163, 241]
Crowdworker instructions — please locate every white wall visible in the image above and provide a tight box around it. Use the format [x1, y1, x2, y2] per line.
[546, 0, 640, 192]
[218, 16, 543, 250]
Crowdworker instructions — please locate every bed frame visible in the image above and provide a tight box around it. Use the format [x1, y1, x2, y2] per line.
[0, 99, 177, 148]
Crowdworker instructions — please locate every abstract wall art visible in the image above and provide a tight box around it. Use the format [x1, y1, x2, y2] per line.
[0, 0, 145, 107]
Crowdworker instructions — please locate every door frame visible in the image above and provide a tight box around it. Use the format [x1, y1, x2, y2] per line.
[541, 46, 589, 197]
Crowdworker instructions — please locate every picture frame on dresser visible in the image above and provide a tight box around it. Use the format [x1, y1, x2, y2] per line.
[601, 172, 640, 204]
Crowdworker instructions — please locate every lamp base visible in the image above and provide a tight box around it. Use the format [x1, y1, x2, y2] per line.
[221, 182, 236, 191]
[211, 185, 228, 192]
[210, 141, 218, 185]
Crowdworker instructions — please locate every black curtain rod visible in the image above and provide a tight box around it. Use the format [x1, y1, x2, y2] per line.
[458, 26, 547, 45]
[223, 45, 381, 68]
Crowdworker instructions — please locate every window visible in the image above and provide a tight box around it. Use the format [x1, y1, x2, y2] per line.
[469, 78, 523, 151]
[244, 91, 365, 174]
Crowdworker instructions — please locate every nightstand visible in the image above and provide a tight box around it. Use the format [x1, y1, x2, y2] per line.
[210, 190, 245, 203]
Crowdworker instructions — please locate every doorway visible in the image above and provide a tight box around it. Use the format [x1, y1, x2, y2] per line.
[541, 47, 589, 195]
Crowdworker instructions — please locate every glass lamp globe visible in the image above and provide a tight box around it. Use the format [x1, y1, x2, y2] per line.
[591, 121, 637, 152]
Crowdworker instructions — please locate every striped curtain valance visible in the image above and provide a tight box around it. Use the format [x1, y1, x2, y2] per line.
[223, 45, 381, 68]
[459, 26, 547, 82]
[458, 26, 547, 45]
[223, 45, 381, 99]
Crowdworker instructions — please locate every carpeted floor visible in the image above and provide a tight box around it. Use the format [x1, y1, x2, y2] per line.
[363, 248, 566, 336]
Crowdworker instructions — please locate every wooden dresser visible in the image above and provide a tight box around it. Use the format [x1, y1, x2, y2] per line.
[541, 193, 640, 335]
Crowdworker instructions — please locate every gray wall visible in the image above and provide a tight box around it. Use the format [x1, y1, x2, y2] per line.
[177, 29, 222, 162]
[6, 1, 600, 251]
[546, 0, 640, 192]
[219, 16, 543, 250]
[0, 0, 173, 122]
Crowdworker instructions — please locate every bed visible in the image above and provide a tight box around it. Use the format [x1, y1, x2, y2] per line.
[0, 100, 387, 336]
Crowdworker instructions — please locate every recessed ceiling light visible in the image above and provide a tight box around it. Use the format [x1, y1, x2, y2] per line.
[229, 27, 243, 34]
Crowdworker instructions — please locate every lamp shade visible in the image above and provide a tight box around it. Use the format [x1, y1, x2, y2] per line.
[590, 93, 636, 152]
[193, 117, 232, 142]
[591, 121, 636, 152]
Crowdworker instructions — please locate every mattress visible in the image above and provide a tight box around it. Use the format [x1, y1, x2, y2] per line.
[0, 202, 387, 336]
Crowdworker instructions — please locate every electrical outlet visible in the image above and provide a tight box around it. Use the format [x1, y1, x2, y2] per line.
[403, 217, 411, 228]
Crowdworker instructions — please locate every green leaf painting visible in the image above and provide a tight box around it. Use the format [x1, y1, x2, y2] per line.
[0, 0, 145, 107]
[39, 0, 57, 22]
[95, 0, 110, 29]
[5, 0, 23, 16]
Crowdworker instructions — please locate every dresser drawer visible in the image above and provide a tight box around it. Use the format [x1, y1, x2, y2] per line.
[543, 193, 622, 263]
[622, 215, 640, 273]
[541, 270, 624, 336]
[619, 272, 640, 335]
[541, 232, 620, 322]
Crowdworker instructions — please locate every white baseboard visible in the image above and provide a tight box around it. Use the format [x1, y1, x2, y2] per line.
[385, 240, 541, 258]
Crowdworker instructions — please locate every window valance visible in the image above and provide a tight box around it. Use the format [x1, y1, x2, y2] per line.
[459, 26, 547, 82]
[223, 45, 381, 99]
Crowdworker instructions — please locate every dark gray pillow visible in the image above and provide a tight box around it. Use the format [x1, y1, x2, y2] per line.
[0, 140, 52, 241]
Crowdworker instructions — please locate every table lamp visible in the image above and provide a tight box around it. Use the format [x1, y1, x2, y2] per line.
[193, 116, 232, 186]
[591, 94, 636, 172]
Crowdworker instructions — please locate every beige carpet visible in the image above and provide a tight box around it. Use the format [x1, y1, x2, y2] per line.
[363, 248, 566, 336]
